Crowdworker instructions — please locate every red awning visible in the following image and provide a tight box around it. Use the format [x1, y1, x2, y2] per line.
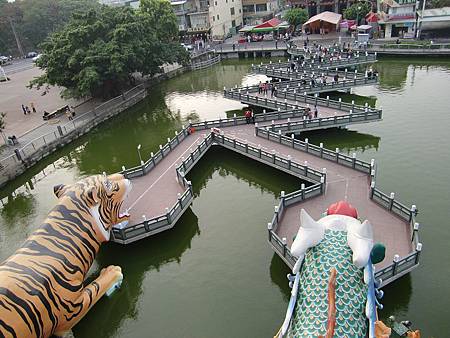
[366, 12, 379, 23]
[254, 18, 282, 29]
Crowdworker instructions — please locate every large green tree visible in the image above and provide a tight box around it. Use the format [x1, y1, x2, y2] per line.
[19, 0, 100, 50]
[284, 8, 309, 31]
[30, 4, 189, 99]
[343, 2, 372, 23]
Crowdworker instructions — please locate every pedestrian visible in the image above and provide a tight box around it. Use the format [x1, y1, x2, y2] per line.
[30, 102, 36, 113]
[271, 84, 275, 97]
[258, 81, 263, 94]
[25, 106, 31, 114]
[314, 106, 318, 118]
[66, 109, 72, 121]
[233, 43, 236, 51]
[264, 81, 269, 95]
[275, 40, 278, 49]
[251, 109, 255, 124]
[273, 85, 278, 97]
[21, 104, 26, 115]
[245, 109, 251, 124]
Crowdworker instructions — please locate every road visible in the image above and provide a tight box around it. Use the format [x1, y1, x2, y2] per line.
[2, 59, 35, 75]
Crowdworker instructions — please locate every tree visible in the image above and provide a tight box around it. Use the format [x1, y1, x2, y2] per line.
[0, 0, 24, 56]
[30, 4, 189, 99]
[284, 8, 309, 31]
[18, 0, 100, 51]
[343, 2, 372, 23]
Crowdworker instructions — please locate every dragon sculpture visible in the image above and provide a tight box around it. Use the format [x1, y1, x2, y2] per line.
[275, 201, 421, 338]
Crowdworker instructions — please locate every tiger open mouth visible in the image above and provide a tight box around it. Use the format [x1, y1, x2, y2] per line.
[117, 179, 132, 222]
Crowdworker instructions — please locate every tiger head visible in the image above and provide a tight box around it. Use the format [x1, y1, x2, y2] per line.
[53, 173, 132, 239]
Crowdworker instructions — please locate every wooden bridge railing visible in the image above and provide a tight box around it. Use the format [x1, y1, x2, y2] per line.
[224, 87, 379, 113]
[226, 75, 377, 96]
[190, 55, 221, 71]
[256, 129, 372, 174]
[215, 132, 327, 184]
[112, 133, 215, 244]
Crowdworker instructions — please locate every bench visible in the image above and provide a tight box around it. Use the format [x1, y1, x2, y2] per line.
[43, 105, 69, 121]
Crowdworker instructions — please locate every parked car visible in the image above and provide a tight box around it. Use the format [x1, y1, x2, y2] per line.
[26, 51, 38, 58]
[180, 43, 194, 51]
[0, 55, 12, 65]
[32, 54, 42, 62]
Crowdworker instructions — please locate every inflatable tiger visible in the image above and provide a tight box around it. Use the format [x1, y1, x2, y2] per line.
[0, 173, 131, 338]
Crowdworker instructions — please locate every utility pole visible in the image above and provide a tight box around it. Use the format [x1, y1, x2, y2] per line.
[416, 0, 426, 39]
[8, 17, 24, 58]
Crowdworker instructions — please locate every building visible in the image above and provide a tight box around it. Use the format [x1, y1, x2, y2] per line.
[209, 0, 244, 37]
[242, 0, 280, 25]
[378, 0, 417, 38]
[99, 0, 139, 8]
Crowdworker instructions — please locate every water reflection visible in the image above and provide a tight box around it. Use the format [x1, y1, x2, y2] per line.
[74, 209, 201, 338]
[375, 57, 450, 92]
[269, 254, 291, 303]
[298, 128, 381, 154]
[187, 147, 306, 197]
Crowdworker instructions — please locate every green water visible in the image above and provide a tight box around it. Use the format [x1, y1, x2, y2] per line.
[1, 57, 450, 337]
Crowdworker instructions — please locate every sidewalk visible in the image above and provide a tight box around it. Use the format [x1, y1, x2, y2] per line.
[0, 66, 98, 151]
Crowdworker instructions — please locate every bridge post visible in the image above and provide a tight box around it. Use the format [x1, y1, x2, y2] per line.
[258, 144, 262, 158]
[287, 155, 291, 170]
[412, 222, 420, 242]
[409, 205, 417, 223]
[278, 130, 282, 143]
[370, 181, 375, 199]
[301, 183, 305, 200]
[287, 118, 291, 131]
[254, 123, 259, 137]
[339, 98, 342, 109]
[175, 131, 179, 144]
[352, 153, 357, 168]
[392, 254, 400, 276]
[335, 148, 340, 162]
[319, 143, 324, 158]
[187, 180, 193, 195]
[389, 192, 395, 211]
[166, 207, 171, 224]
[177, 193, 183, 210]
[326, 95, 330, 107]
[233, 113, 237, 126]
[282, 237, 287, 257]
[160, 144, 164, 158]
[291, 134, 295, 148]
[272, 150, 276, 164]
[233, 138, 236, 148]
[274, 206, 279, 223]
[415, 243, 422, 264]
[245, 140, 248, 153]
[167, 138, 172, 150]
[305, 138, 309, 152]
[320, 176, 325, 194]
[150, 152, 155, 167]
[268, 223, 273, 241]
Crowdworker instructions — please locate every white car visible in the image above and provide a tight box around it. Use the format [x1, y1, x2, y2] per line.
[181, 43, 194, 51]
[32, 54, 42, 62]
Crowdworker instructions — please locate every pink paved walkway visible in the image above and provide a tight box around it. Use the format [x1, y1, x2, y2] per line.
[124, 121, 413, 268]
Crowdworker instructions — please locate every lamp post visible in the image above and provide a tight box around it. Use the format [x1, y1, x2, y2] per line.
[357, 5, 362, 26]
[137, 144, 143, 165]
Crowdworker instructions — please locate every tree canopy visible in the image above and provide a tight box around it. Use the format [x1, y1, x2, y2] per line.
[343, 2, 372, 23]
[0, 0, 100, 56]
[30, 3, 189, 99]
[284, 8, 309, 31]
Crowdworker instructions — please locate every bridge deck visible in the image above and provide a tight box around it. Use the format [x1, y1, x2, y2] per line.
[121, 119, 413, 272]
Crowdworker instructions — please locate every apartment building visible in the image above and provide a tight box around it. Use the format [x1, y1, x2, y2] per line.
[242, 0, 280, 25]
[208, 0, 244, 37]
